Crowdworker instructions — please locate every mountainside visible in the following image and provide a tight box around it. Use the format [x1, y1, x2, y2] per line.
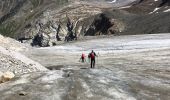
[0, 0, 138, 39]
[82, 0, 170, 36]
[0, 0, 70, 38]
[125, 0, 170, 14]
[122, 0, 170, 35]
[0, 0, 170, 42]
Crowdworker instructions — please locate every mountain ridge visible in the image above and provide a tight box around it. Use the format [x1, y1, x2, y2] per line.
[0, 0, 170, 41]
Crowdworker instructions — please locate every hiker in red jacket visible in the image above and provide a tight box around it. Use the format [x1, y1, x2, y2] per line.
[80, 53, 86, 63]
[88, 50, 97, 68]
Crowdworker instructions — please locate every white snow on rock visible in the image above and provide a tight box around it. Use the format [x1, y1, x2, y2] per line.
[108, 0, 117, 3]
[119, 6, 132, 9]
[164, 9, 170, 12]
[149, 7, 160, 14]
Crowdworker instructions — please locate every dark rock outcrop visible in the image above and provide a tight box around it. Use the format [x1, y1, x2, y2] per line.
[85, 13, 113, 36]
[31, 32, 50, 47]
[159, 0, 170, 7]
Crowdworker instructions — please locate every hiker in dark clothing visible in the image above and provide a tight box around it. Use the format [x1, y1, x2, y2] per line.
[88, 50, 97, 68]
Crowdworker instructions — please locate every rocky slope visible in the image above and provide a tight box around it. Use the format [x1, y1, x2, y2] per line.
[0, 0, 70, 38]
[121, 0, 170, 35]
[0, 34, 27, 51]
[124, 0, 170, 14]
[0, 0, 137, 40]
[0, 34, 47, 75]
[82, 0, 170, 36]
[1, 0, 169, 43]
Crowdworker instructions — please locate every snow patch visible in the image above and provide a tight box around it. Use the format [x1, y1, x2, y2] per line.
[98, 76, 112, 84]
[108, 0, 117, 3]
[119, 6, 132, 9]
[164, 9, 170, 12]
[13, 78, 29, 85]
[149, 7, 160, 14]
[38, 45, 83, 52]
[36, 34, 170, 55]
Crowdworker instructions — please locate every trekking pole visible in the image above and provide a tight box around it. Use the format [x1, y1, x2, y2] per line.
[96, 56, 98, 69]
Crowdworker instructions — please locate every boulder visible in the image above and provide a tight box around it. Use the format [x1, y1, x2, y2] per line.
[32, 32, 50, 47]
[0, 71, 15, 83]
[0, 71, 3, 83]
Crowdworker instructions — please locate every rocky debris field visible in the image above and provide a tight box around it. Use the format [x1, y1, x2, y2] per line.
[0, 34, 47, 76]
[0, 48, 46, 75]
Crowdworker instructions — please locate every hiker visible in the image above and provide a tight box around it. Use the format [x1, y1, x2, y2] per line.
[88, 50, 97, 68]
[80, 53, 86, 63]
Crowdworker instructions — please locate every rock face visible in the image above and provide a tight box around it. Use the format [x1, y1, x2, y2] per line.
[85, 14, 113, 36]
[1, 0, 170, 41]
[0, 0, 70, 38]
[125, 0, 170, 14]
[120, 0, 170, 35]
[0, 0, 136, 39]
[83, 13, 125, 36]
[31, 32, 50, 47]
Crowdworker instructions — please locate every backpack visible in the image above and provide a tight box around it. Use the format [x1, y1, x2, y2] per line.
[90, 53, 95, 59]
[88, 53, 90, 58]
